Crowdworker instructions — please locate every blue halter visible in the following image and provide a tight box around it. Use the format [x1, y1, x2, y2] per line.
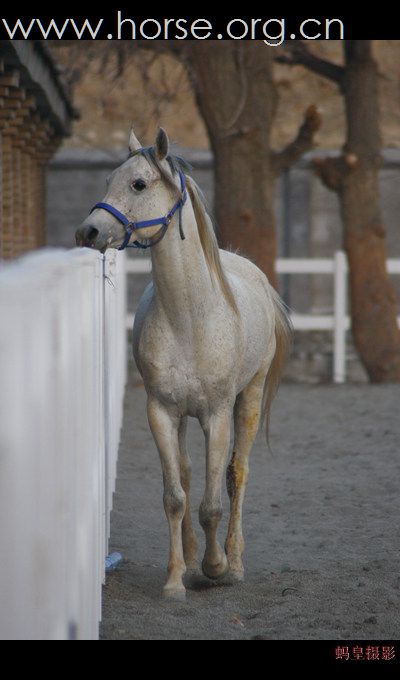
[90, 168, 187, 251]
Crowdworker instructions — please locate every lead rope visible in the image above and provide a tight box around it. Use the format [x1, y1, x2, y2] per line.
[178, 168, 186, 241]
[179, 205, 185, 241]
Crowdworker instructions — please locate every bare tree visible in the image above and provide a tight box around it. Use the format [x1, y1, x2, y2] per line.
[181, 42, 320, 288]
[278, 41, 400, 382]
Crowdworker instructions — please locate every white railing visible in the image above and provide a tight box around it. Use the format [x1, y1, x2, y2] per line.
[0, 248, 127, 641]
[126, 251, 400, 384]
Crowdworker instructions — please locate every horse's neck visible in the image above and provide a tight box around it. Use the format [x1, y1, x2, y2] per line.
[150, 203, 214, 328]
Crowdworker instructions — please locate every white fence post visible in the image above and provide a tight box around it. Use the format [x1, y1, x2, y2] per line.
[0, 248, 127, 640]
[126, 251, 400, 382]
[333, 251, 348, 384]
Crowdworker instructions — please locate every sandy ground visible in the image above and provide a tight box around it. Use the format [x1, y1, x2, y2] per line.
[100, 375, 400, 641]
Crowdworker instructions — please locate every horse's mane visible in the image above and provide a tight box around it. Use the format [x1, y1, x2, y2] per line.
[135, 146, 238, 314]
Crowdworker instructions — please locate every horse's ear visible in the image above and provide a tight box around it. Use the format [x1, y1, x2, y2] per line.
[129, 128, 142, 154]
[155, 127, 169, 161]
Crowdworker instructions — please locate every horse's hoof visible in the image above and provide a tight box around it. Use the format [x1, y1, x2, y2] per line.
[202, 554, 229, 580]
[163, 585, 186, 601]
[228, 569, 245, 583]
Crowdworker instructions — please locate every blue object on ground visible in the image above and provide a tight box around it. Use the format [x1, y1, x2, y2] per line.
[105, 552, 123, 572]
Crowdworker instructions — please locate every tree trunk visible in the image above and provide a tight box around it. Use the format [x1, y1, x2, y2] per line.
[185, 43, 278, 287]
[315, 41, 400, 382]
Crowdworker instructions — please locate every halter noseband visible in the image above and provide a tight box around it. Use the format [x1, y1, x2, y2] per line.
[90, 161, 187, 251]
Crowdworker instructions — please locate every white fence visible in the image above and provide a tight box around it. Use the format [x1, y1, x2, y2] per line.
[0, 248, 127, 641]
[126, 251, 400, 383]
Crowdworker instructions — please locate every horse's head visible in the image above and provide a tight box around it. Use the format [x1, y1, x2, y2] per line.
[75, 127, 182, 252]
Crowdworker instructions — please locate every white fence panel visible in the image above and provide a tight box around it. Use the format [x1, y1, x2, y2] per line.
[126, 251, 400, 383]
[0, 248, 126, 640]
[104, 252, 127, 546]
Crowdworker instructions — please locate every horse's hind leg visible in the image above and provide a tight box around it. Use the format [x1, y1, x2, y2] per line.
[225, 369, 267, 581]
[178, 418, 199, 572]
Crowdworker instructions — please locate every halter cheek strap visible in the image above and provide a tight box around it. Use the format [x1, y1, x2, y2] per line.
[90, 170, 187, 251]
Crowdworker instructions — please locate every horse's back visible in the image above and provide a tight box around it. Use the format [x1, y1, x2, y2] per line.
[220, 249, 275, 321]
[220, 249, 269, 287]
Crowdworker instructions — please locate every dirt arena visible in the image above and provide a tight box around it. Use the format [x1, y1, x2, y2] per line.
[101, 377, 399, 640]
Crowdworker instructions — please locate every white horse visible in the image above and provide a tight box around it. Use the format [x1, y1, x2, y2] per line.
[76, 128, 291, 598]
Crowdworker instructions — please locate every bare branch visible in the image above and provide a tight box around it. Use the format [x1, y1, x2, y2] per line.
[312, 153, 359, 192]
[275, 43, 345, 88]
[272, 105, 322, 174]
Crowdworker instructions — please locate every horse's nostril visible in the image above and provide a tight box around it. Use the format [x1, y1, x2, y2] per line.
[76, 225, 100, 248]
[87, 227, 99, 242]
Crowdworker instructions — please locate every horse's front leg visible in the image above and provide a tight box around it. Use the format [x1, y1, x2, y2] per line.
[178, 418, 199, 572]
[147, 397, 187, 598]
[199, 411, 231, 580]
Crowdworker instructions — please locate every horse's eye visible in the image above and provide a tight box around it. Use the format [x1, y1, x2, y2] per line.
[132, 179, 147, 192]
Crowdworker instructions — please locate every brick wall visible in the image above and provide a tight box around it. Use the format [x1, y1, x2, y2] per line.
[0, 43, 74, 260]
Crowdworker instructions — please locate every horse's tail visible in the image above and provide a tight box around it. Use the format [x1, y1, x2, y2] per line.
[263, 285, 293, 445]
